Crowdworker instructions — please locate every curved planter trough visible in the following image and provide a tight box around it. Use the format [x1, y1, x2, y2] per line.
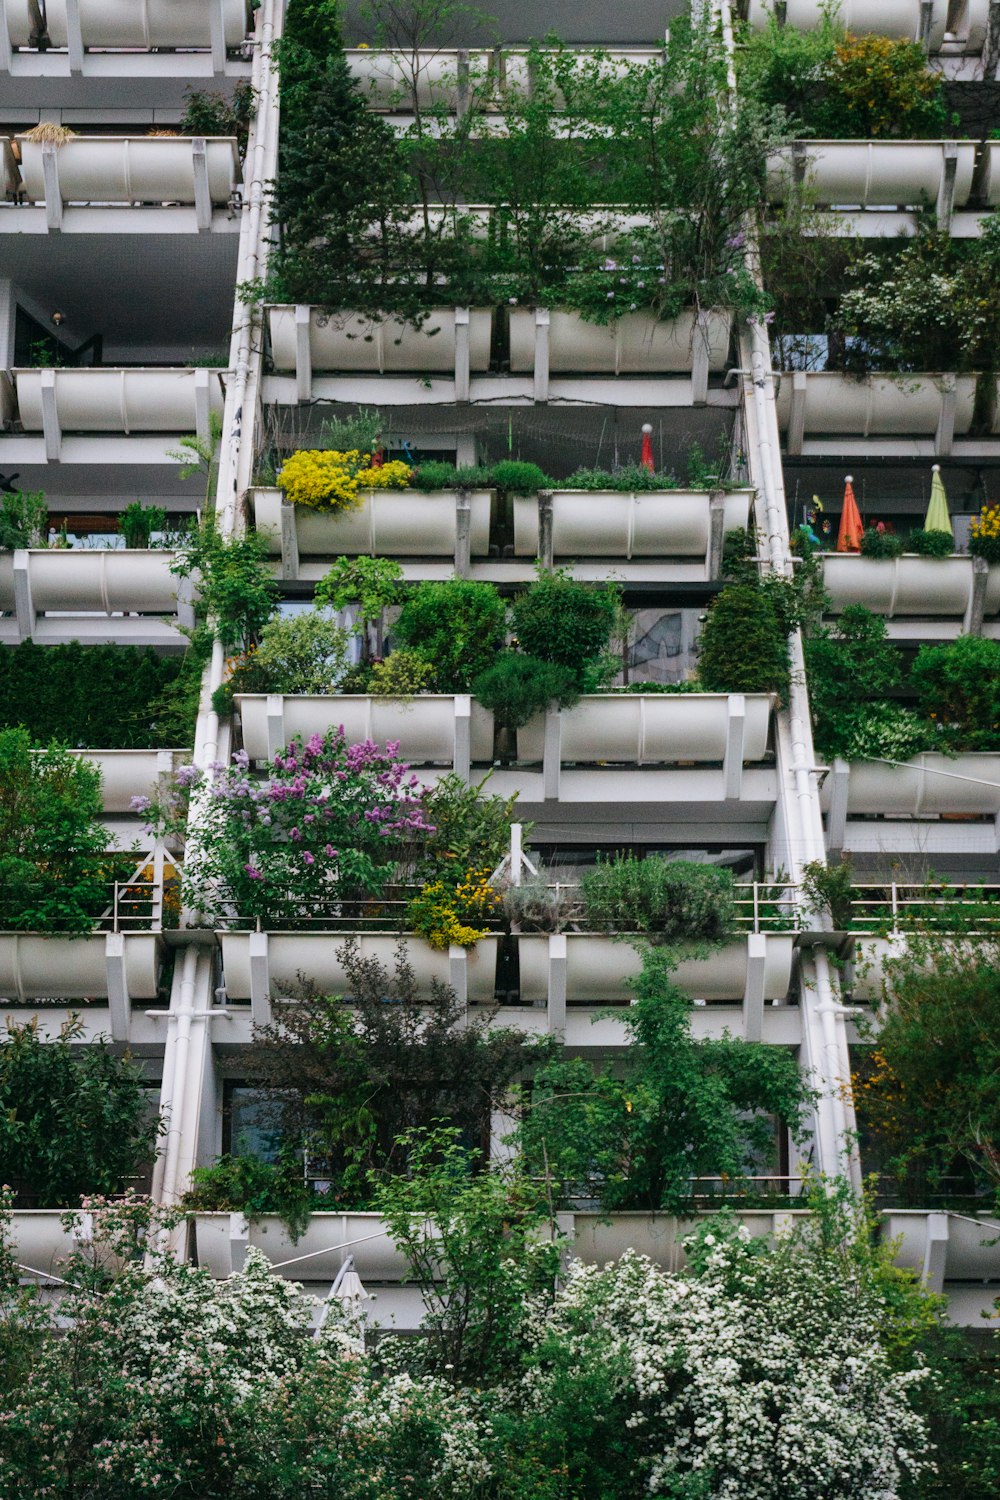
[517, 932, 795, 1005]
[70, 748, 187, 814]
[776, 372, 981, 439]
[345, 48, 493, 108]
[252, 487, 492, 558]
[14, 367, 226, 434]
[516, 693, 773, 765]
[820, 554, 1000, 618]
[0, 549, 181, 615]
[513, 488, 751, 559]
[235, 693, 495, 767]
[767, 141, 976, 208]
[509, 307, 731, 375]
[0, 932, 160, 1002]
[194, 1211, 410, 1281]
[14, 0, 251, 48]
[746, 0, 953, 48]
[268, 306, 494, 375]
[823, 754, 1000, 818]
[16, 135, 240, 206]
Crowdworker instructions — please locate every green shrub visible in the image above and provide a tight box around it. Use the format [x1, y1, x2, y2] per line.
[552, 465, 680, 493]
[908, 528, 954, 558]
[805, 606, 905, 750]
[0, 640, 197, 748]
[218, 610, 351, 710]
[511, 570, 619, 680]
[819, 702, 941, 764]
[488, 461, 551, 495]
[860, 527, 904, 560]
[368, 648, 436, 697]
[393, 579, 507, 692]
[0, 490, 46, 550]
[697, 583, 790, 697]
[472, 652, 580, 730]
[580, 854, 736, 943]
[170, 516, 279, 651]
[182, 1152, 318, 1242]
[118, 501, 167, 550]
[0, 1017, 158, 1207]
[911, 635, 1000, 751]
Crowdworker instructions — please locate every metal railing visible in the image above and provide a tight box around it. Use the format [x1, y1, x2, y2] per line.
[0, 870, 167, 934]
[847, 883, 1000, 934]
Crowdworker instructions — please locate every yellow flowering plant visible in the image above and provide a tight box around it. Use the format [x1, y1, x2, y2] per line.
[406, 868, 502, 950]
[970, 501, 1000, 564]
[276, 449, 413, 512]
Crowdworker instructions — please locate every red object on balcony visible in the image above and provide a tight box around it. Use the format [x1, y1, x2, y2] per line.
[836, 475, 863, 553]
[640, 422, 654, 473]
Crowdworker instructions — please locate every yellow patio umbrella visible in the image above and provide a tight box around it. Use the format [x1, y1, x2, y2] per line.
[924, 464, 953, 537]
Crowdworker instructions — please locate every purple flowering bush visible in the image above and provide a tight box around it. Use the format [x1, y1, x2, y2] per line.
[142, 729, 436, 927]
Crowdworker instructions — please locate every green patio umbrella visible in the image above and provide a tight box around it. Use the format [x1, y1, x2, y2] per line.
[924, 464, 953, 537]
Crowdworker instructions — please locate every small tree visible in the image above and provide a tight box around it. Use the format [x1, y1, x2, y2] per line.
[697, 581, 790, 697]
[0, 1018, 158, 1206]
[393, 579, 507, 691]
[170, 515, 279, 652]
[0, 730, 110, 933]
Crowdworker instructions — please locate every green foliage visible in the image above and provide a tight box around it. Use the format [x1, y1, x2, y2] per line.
[374, 1126, 561, 1384]
[821, 701, 941, 764]
[801, 857, 855, 930]
[183, 1151, 317, 1242]
[179, 80, 256, 153]
[394, 579, 507, 691]
[915, 1325, 1000, 1500]
[805, 606, 908, 758]
[908, 528, 954, 558]
[314, 554, 403, 623]
[515, 946, 807, 1212]
[0, 730, 113, 933]
[911, 635, 1000, 751]
[472, 653, 580, 730]
[511, 569, 619, 682]
[0, 489, 46, 549]
[316, 407, 386, 454]
[0, 640, 199, 748]
[488, 460, 550, 495]
[580, 855, 736, 943]
[553, 465, 681, 492]
[410, 460, 494, 492]
[0, 1017, 157, 1206]
[860, 526, 904, 560]
[219, 610, 351, 710]
[697, 582, 790, 697]
[171, 515, 279, 651]
[416, 773, 523, 882]
[167, 411, 223, 505]
[368, 648, 436, 696]
[117, 501, 167, 550]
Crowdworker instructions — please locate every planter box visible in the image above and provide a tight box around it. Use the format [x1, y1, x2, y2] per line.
[776, 372, 978, 439]
[0, 548, 180, 615]
[819, 553, 1000, 618]
[71, 749, 185, 814]
[517, 932, 794, 1005]
[0, 932, 160, 1001]
[824, 754, 1000, 817]
[16, 135, 240, 206]
[979, 140, 1000, 207]
[14, 367, 225, 434]
[746, 0, 947, 47]
[268, 305, 493, 375]
[887, 1209, 1000, 1283]
[767, 141, 976, 208]
[345, 48, 493, 108]
[516, 693, 772, 765]
[509, 307, 731, 375]
[252, 486, 492, 558]
[19, 0, 250, 49]
[5, 1212, 80, 1277]
[219, 931, 499, 1006]
[513, 488, 750, 559]
[235, 693, 495, 766]
[193, 1211, 410, 1280]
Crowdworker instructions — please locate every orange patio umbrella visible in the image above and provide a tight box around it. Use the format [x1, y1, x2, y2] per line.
[836, 474, 864, 553]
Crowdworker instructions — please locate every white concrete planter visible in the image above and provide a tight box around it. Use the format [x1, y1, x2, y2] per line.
[820, 553, 984, 618]
[517, 933, 794, 1004]
[71, 749, 185, 814]
[825, 754, 1000, 817]
[14, 367, 225, 434]
[345, 48, 493, 108]
[194, 1211, 409, 1280]
[767, 141, 976, 208]
[746, 0, 946, 46]
[252, 486, 492, 558]
[235, 694, 495, 766]
[219, 931, 499, 1006]
[26, 0, 250, 49]
[0, 932, 160, 1001]
[268, 306, 493, 374]
[509, 307, 731, 375]
[573, 1210, 810, 1268]
[16, 135, 240, 206]
[776, 371, 978, 438]
[980, 140, 1000, 207]
[888, 1209, 1000, 1281]
[516, 693, 772, 765]
[513, 488, 751, 559]
[0, 548, 180, 615]
[5, 1212, 81, 1275]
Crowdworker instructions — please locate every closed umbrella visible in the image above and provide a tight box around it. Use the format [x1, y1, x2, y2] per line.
[836, 475, 864, 553]
[640, 423, 654, 473]
[923, 464, 953, 537]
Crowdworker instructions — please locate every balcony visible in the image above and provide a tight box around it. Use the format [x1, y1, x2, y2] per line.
[3, 135, 242, 235]
[5, 365, 226, 464]
[233, 691, 777, 821]
[819, 552, 1000, 639]
[775, 371, 1000, 458]
[823, 753, 1000, 858]
[252, 485, 751, 584]
[0, 547, 192, 648]
[744, 0, 989, 55]
[265, 305, 735, 408]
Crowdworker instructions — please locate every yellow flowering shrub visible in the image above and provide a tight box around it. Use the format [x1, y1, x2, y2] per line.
[407, 868, 501, 950]
[970, 502, 1000, 564]
[277, 449, 413, 512]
